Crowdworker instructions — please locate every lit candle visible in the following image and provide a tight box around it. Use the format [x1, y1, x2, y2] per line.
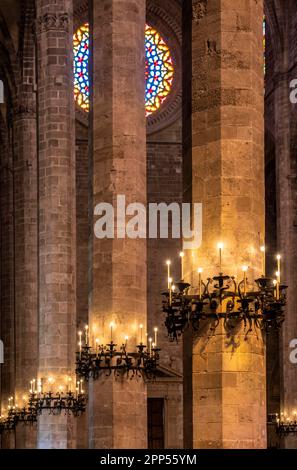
[217, 243, 224, 273]
[154, 328, 158, 348]
[110, 323, 114, 343]
[166, 260, 171, 289]
[152, 343, 155, 356]
[78, 330, 82, 345]
[260, 246, 266, 276]
[85, 325, 89, 346]
[149, 337, 152, 356]
[48, 377, 54, 393]
[172, 285, 176, 297]
[180, 252, 184, 280]
[125, 336, 129, 349]
[37, 379, 42, 397]
[242, 266, 248, 296]
[197, 268, 203, 299]
[139, 324, 143, 344]
[95, 338, 100, 355]
[32, 379, 36, 394]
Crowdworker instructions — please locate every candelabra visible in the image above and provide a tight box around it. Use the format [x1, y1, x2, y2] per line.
[76, 325, 160, 380]
[27, 391, 86, 417]
[0, 404, 37, 435]
[163, 249, 287, 341]
[27, 378, 87, 417]
[269, 413, 297, 435]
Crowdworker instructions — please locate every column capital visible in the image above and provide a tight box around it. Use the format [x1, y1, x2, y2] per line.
[35, 12, 70, 34]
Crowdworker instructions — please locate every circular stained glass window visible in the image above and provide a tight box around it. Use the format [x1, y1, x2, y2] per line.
[73, 23, 90, 111]
[73, 24, 174, 116]
[145, 25, 174, 117]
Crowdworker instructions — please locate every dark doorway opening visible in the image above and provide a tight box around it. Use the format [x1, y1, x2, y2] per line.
[148, 398, 165, 449]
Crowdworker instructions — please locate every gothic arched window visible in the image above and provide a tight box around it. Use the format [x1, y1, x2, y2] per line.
[73, 24, 174, 116]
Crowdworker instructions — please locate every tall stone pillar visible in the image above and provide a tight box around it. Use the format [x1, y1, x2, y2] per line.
[90, 0, 147, 449]
[14, 6, 38, 448]
[183, 0, 266, 448]
[0, 116, 15, 449]
[274, 6, 297, 449]
[36, 0, 76, 448]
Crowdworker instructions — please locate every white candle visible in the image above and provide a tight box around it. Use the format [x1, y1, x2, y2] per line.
[149, 338, 152, 356]
[110, 323, 114, 342]
[78, 331, 82, 355]
[154, 328, 158, 348]
[85, 325, 89, 346]
[166, 260, 171, 289]
[217, 243, 224, 273]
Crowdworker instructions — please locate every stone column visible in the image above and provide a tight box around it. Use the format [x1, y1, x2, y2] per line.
[90, 0, 147, 449]
[274, 6, 297, 449]
[184, 0, 266, 448]
[0, 116, 15, 449]
[36, 0, 76, 449]
[13, 6, 38, 447]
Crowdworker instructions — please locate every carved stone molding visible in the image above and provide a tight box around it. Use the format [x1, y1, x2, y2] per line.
[36, 13, 69, 34]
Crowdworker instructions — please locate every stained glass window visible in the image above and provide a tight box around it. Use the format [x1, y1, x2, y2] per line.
[73, 24, 174, 116]
[73, 23, 90, 111]
[145, 25, 174, 116]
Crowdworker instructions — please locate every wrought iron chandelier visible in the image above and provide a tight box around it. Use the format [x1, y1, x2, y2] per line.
[76, 324, 161, 380]
[269, 413, 297, 435]
[27, 377, 87, 417]
[162, 246, 287, 341]
[0, 398, 37, 435]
